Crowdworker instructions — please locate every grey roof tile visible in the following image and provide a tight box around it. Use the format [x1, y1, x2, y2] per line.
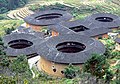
[3, 33, 43, 57]
[24, 10, 73, 26]
[48, 24, 76, 35]
[84, 13, 120, 29]
[115, 37, 120, 43]
[78, 27, 111, 37]
[36, 34, 105, 64]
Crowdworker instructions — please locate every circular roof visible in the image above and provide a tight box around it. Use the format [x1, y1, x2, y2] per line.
[24, 10, 73, 26]
[84, 13, 120, 28]
[3, 33, 43, 56]
[36, 34, 105, 64]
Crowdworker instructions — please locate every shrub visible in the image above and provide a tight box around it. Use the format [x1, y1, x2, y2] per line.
[63, 64, 80, 79]
[0, 7, 8, 14]
[29, 4, 41, 11]
[0, 55, 10, 67]
[4, 27, 15, 34]
[83, 54, 111, 79]
[10, 55, 31, 75]
[111, 51, 120, 58]
[0, 75, 17, 84]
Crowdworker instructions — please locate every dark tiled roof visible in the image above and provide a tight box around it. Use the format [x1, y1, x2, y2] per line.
[78, 27, 111, 37]
[15, 26, 45, 38]
[49, 23, 110, 37]
[84, 13, 120, 29]
[3, 33, 43, 57]
[59, 20, 90, 29]
[33, 32, 45, 38]
[17, 26, 25, 30]
[115, 38, 120, 43]
[48, 24, 76, 35]
[49, 19, 111, 37]
[22, 28, 33, 33]
[36, 34, 105, 64]
[16, 26, 33, 33]
[24, 10, 73, 26]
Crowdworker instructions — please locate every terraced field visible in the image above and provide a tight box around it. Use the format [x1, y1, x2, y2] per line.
[7, 1, 65, 20]
[7, 7, 34, 20]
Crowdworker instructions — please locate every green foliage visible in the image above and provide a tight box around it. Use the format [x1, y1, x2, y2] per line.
[103, 38, 116, 58]
[38, 71, 53, 80]
[0, 14, 9, 20]
[0, 75, 17, 84]
[104, 69, 113, 83]
[105, 48, 120, 59]
[0, 7, 8, 14]
[0, 0, 28, 14]
[8, 55, 32, 82]
[0, 54, 32, 84]
[111, 61, 120, 83]
[83, 54, 111, 79]
[10, 55, 30, 73]
[29, 4, 41, 11]
[111, 51, 120, 58]
[0, 55, 10, 67]
[4, 27, 15, 35]
[63, 79, 75, 84]
[0, 20, 23, 36]
[0, 37, 10, 67]
[63, 64, 80, 79]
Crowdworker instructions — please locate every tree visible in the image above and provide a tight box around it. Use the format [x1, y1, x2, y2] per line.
[4, 27, 15, 35]
[10, 55, 30, 73]
[0, 0, 28, 13]
[83, 53, 112, 79]
[63, 64, 80, 79]
[0, 55, 10, 67]
[9, 55, 32, 83]
[0, 37, 10, 67]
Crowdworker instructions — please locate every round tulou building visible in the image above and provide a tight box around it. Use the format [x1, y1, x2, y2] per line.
[84, 13, 120, 30]
[3, 33, 43, 59]
[24, 10, 73, 36]
[36, 34, 105, 77]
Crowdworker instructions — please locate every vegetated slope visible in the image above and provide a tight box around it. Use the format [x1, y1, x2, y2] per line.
[28, 0, 120, 20]
[0, 20, 23, 36]
[7, 0, 120, 20]
[7, 0, 64, 20]
[0, 0, 28, 14]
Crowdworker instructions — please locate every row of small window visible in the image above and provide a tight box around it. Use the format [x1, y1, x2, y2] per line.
[52, 66, 64, 74]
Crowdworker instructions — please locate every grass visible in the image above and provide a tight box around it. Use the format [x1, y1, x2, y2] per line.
[0, 20, 23, 36]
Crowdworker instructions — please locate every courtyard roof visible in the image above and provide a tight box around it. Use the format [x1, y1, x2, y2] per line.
[36, 34, 105, 64]
[84, 13, 120, 29]
[24, 10, 73, 26]
[3, 33, 43, 57]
